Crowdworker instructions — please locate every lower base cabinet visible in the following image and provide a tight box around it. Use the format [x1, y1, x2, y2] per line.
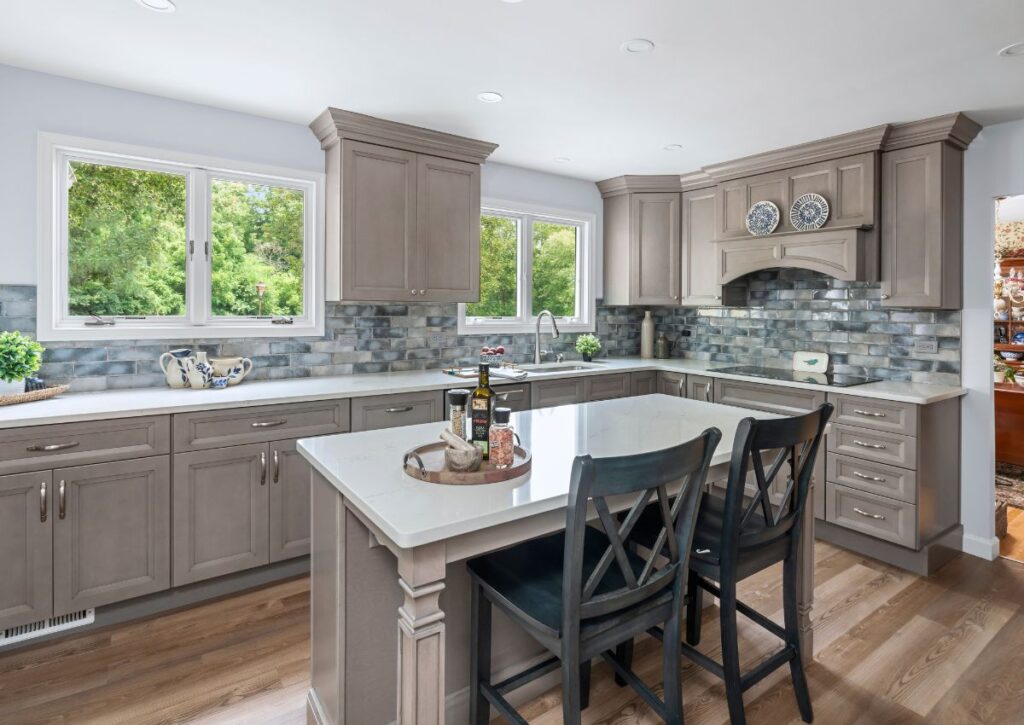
[657, 371, 686, 397]
[630, 371, 657, 395]
[685, 375, 714, 402]
[0, 471, 53, 629]
[269, 439, 312, 563]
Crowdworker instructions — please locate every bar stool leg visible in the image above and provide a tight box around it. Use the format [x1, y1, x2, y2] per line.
[613, 640, 633, 687]
[719, 577, 747, 725]
[580, 660, 591, 709]
[662, 602, 683, 725]
[784, 552, 814, 723]
[685, 569, 702, 645]
[560, 652, 583, 725]
[470, 582, 492, 725]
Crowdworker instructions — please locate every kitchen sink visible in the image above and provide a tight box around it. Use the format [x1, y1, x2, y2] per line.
[518, 363, 604, 376]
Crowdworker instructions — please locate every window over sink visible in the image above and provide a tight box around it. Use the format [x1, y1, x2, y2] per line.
[37, 133, 324, 340]
[459, 200, 595, 334]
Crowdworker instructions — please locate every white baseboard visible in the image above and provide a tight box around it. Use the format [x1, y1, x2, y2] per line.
[962, 532, 999, 560]
[306, 688, 327, 725]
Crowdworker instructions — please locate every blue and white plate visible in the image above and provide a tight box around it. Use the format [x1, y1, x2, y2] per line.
[745, 201, 780, 236]
[790, 193, 830, 231]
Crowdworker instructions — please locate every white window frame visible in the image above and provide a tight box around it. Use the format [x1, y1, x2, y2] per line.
[36, 132, 325, 341]
[458, 199, 596, 335]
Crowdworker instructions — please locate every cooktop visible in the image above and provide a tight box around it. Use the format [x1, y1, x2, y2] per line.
[713, 365, 880, 388]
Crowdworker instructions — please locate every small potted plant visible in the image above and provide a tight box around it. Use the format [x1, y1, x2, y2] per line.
[0, 331, 44, 395]
[575, 334, 601, 362]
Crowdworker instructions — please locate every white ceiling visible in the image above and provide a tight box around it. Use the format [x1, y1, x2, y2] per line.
[3, 0, 1024, 181]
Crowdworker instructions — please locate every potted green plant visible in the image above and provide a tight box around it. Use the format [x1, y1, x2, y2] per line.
[0, 331, 44, 395]
[575, 334, 601, 362]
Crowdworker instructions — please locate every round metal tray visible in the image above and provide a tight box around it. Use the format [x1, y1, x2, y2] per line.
[402, 441, 531, 485]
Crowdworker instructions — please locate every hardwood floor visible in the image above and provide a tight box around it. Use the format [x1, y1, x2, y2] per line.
[2, 543, 1024, 724]
[999, 506, 1024, 562]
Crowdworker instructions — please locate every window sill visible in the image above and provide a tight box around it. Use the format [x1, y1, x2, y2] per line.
[36, 321, 324, 342]
[457, 320, 595, 336]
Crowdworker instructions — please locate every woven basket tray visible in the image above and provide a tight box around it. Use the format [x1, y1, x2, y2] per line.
[0, 384, 70, 406]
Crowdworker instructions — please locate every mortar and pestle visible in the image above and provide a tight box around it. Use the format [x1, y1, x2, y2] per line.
[440, 429, 483, 472]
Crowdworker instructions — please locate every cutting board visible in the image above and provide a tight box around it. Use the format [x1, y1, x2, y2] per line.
[793, 351, 829, 373]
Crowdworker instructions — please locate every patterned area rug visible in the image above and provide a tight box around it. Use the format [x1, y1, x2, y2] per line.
[996, 462, 1024, 509]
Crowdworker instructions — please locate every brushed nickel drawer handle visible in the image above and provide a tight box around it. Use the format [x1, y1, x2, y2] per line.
[704, 382, 711, 402]
[678, 379, 684, 396]
[251, 420, 287, 428]
[853, 471, 887, 483]
[40, 481, 47, 523]
[498, 389, 524, 401]
[853, 506, 886, 521]
[273, 450, 280, 484]
[260, 451, 267, 486]
[852, 439, 887, 450]
[853, 409, 886, 418]
[385, 406, 414, 413]
[26, 442, 80, 452]
[58, 480, 66, 520]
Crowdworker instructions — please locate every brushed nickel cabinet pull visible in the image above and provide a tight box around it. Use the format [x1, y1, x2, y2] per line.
[853, 409, 886, 418]
[273, 450, 280, 484]
[852, 439, 886, 450]
[251, 420, 286, 428]
[58, 480, 66, 520]
[880, 294, 891, 300]
[677, 379, 684, 396]
[704, 382, 711, 402]
[853, 506, 886, 521]
[260, 451, 267, 486]
[497, 389, 524, 401]
[40, 481, 47, 523]
[853, 471, 887, 483]
[385, 406, 414, 413]
[26, 441, 80, 452]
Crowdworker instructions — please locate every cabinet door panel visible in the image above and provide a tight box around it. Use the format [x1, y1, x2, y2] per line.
[685, 374, 714, 402]
[630, 371, 657, 396]
[531, 378, 586, 409]
[494, 384, 532, 412]
[269, 439, 311, 562]
[53, 458, 170, 615]
[584, 373, 631, 402]
[173, 444, 269, 585]
[630, 193, 680, 304]
[657, 371, 686, 397]
[0, 472, 52, 629]
[341, 140, 418, 301]
[681, 188, 721, 304]
[417, 155, 480, 302]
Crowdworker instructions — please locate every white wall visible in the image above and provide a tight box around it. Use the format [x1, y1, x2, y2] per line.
[962, 118, 1024, 559]
[0, 63, 602, 288]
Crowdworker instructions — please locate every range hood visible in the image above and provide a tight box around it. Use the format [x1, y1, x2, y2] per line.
[716, 227, 878, 284]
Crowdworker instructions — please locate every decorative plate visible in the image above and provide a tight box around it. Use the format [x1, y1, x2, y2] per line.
[790, 193, 830, 231]
[745, 201, 780, 236]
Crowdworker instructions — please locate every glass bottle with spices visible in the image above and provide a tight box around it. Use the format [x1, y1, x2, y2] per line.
[489, 407, 515, 469]
[471, 364, 494, 458]
[447, 389, 471, 440]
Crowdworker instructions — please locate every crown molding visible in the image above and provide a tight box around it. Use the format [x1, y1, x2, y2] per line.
[596, 174, 683, 198]
[883, 112, 982, 152]
[679, 170, 715, 192]
[310, 108, 498, 164]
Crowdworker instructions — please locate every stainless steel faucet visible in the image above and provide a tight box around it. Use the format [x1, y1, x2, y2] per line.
[534, 310, 560, 364]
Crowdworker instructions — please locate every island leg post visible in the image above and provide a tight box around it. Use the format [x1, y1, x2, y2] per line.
[397, 542, 448, 724]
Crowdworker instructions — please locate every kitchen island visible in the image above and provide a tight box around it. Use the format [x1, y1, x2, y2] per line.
[299, 394, 813, 724]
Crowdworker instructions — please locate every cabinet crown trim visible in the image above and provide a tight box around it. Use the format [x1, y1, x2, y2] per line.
[597, 174, 684, 198]
[310, 107, 498, 164]
[884, 112, 982, 152]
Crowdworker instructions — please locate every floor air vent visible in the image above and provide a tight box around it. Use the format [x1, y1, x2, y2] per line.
[1, 609, 95, 647]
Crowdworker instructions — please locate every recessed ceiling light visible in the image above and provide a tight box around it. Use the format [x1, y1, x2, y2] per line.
[620, 38, 655, 54]
[500, 0, 524, 3]
[553, 157, 572, 163]
[663, 144, 684, 151]
[999, 41, 1024, 57]
[136, 0, 176, 12]
[477, 91, 504, 103]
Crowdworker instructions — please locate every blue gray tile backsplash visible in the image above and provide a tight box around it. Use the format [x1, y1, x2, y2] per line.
[0, 269, 960, 392]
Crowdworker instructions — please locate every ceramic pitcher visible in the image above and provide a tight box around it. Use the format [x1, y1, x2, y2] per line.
[209, 356, 253, 386]
[185, 351, 215, 389]
[159, 349, 193, 388]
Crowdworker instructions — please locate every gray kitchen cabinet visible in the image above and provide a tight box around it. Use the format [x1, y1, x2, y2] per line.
[340, 140, 420, 301]
[494, 383, 531, 412]
[531, 378, 586, 409]
[685, 374, 714, 402]
[416, 154, 481, 302]
[269, 439, 312, 563]
[657, 371, 686, 397]
[173, 443, 269, 586]
[53, 457, 170, 616]
[584, 373, 631, 402]
[173, 400, 349, 453]
[350, 391, 445, 432]
[629, 193, 681, 305]
[880, 142, 962, 309]
[680, 188, 722, 304]
[0, 471, 52, 629]
[630, 371, 658, 396]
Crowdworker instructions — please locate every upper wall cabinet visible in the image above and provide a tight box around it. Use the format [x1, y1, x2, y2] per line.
[311, 108, 496, 303]
[681, 187, 721, 304]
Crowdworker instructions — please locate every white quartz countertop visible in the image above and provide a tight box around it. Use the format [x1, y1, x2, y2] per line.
[298, 395, 781, 549]
[0, 356, 964, 430]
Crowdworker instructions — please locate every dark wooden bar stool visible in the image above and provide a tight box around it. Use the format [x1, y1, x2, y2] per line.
[466, 427, 722, 724]
[631, 403, 832, 725]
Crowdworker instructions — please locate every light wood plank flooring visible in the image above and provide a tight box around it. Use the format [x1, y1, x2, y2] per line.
[999, 506, 1024, 562]
[2, 542, 1023, 724]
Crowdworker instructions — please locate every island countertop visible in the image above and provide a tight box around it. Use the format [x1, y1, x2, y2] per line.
[298, 395, 780, 549]
[0, 356, 963, 430]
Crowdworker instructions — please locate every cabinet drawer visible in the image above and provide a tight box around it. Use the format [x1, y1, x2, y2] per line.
[713, 379, 825, 416]
[828, 424, 916, 469]
[827, 453, 917, 503]
[174, 401, 350, 452]
[493, 384, 531, 412]
[531, 378, 586, 409]
[829, 394, 917, 436]
[0, 416, 170, 475]
[826, 482, 917, 548]
[585, 374, 631, 402]
[350, 391, 444, 432]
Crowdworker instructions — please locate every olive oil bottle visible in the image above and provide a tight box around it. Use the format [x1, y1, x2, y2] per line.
[471, 363, 494, 458]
